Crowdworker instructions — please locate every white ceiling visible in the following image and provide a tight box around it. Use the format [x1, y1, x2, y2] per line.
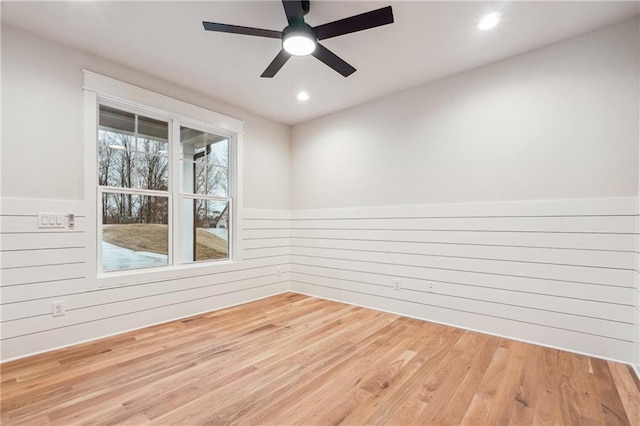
[2, 1, 638, 125]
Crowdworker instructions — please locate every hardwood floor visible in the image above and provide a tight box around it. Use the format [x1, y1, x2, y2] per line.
[1, 293, 639, 425]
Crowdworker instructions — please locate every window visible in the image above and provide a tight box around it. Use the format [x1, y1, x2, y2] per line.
[86, 71, 243, 277]
[98, 105, 171, 271]
[179, 126, 231, 264]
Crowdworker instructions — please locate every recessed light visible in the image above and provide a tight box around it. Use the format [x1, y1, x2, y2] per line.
[478, 12, 501, 30]
[297, 91, 310, 101]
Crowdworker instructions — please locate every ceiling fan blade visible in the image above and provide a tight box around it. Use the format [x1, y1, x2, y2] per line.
[203, 22, 282, 39]
[282, 0, 305, 25]
[261, 50, 292, 78]
[314, 6, 394, 40]
[312, 44, 356, 77]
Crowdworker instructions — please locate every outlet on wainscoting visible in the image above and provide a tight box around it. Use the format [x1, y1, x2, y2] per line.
[52, 301, 66, 317]
[427, 282, 435, 293]
[393, 278, 401, 290]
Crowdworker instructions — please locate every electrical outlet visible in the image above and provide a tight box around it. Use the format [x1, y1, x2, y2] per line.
[277, 268, 282, 277]
[393, 278, 401, 290]
[52, 301, 66, 317]
[427, 282, 435, 293]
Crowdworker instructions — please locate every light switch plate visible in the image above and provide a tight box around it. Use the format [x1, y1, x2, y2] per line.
[38, 213, 66, 229]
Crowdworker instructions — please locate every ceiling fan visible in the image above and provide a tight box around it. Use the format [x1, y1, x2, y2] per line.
[202, 0, 394, 78]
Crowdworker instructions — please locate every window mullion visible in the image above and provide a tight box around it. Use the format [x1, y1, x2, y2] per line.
[98, 186, 169, 197]
[180, 193, 231, 202]
[171, 119, 182, 267]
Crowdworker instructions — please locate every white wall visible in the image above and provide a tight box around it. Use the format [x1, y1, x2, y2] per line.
[1, 24, 291, 209]
[292, 19, 639, 210]
[0, 25, 291, 361]
[636, 16, 640, 377]
[290, 19, 640, 364]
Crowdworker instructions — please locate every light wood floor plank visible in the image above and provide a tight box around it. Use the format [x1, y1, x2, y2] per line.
[609, 363, 640, 426]
[1, 293, 638, 425]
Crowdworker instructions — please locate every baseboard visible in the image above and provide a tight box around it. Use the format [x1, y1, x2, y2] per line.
[632, 365, 640, 390]
[289, 290, 632, 366]
[0, 290, 290, 364]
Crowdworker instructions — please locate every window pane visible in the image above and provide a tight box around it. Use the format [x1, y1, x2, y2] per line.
[180, 127, 229, 197]
[138, 115, 168, 143]
[100, 105, 135, 135]
[182, 199, 229, 263]
[98, 135, 168, 190]
[100, 144, 136, 188]
[99, 105, 168, 146]
[136, 143, 169, 191]
[101, 193, 169, 271]
[99, 106, 169, 191]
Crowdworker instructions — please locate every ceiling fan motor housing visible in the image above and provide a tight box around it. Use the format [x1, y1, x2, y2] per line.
[283, 22, 316, 41]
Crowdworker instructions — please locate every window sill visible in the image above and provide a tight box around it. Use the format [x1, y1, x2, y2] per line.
[90, 258, 239, 291]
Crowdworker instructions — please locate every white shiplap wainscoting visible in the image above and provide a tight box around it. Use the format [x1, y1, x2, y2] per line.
[290, 198, 638, 364]
[2, 196, 639, 367]
[635, 234, 640, 377]
[0, 198, 290, 361]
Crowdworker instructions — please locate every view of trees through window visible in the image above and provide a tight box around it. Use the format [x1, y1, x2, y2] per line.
[98, 105, 170, 271]
[180, 126, 230, 263]
[98, 105, 232, 272]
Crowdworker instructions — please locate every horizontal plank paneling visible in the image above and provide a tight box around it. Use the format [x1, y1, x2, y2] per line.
[0, 261, 290, 305]
[242, 210, 291, 220]
[289, 266, 633, 321]
[0, 233, 86, 251]
[88, 256, 289, 291]
[0, 282, 288, 361]
[1, 248, 85, 269]
[292, 247, 634, 287]
[243, 246, 290, 260]
[291, 197, 638, 218]
[2, 267, 291, 320]
[242, 237, 291, 250]
[242, 221, 291, 231]
[291, 282, 634, 363]
[1, 263, 86, 287]
[290, 228, 635, 251]
[290, 273, 632, 341]
[0, 198, 86, 216]
[0, 197, 290, 361]
[290, 237, 633, 269]
[0, 216, 87, 233]
[243, 228, 291, 240]
[1, 275, 288, 338]
[2, 195, 637, 366]
[1, 278, 86, 304]
[290, 260, 635, 305]
[288, 216, 636, 233]
[290, 198, 638, 363]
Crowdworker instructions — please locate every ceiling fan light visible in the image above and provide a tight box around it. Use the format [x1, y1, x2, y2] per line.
[283, 34, 316, 56]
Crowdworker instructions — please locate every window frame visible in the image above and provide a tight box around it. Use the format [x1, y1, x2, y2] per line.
[176, 120, 237, 266]
[97, 100, 173, 273]
[84, 71, 244, 289]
